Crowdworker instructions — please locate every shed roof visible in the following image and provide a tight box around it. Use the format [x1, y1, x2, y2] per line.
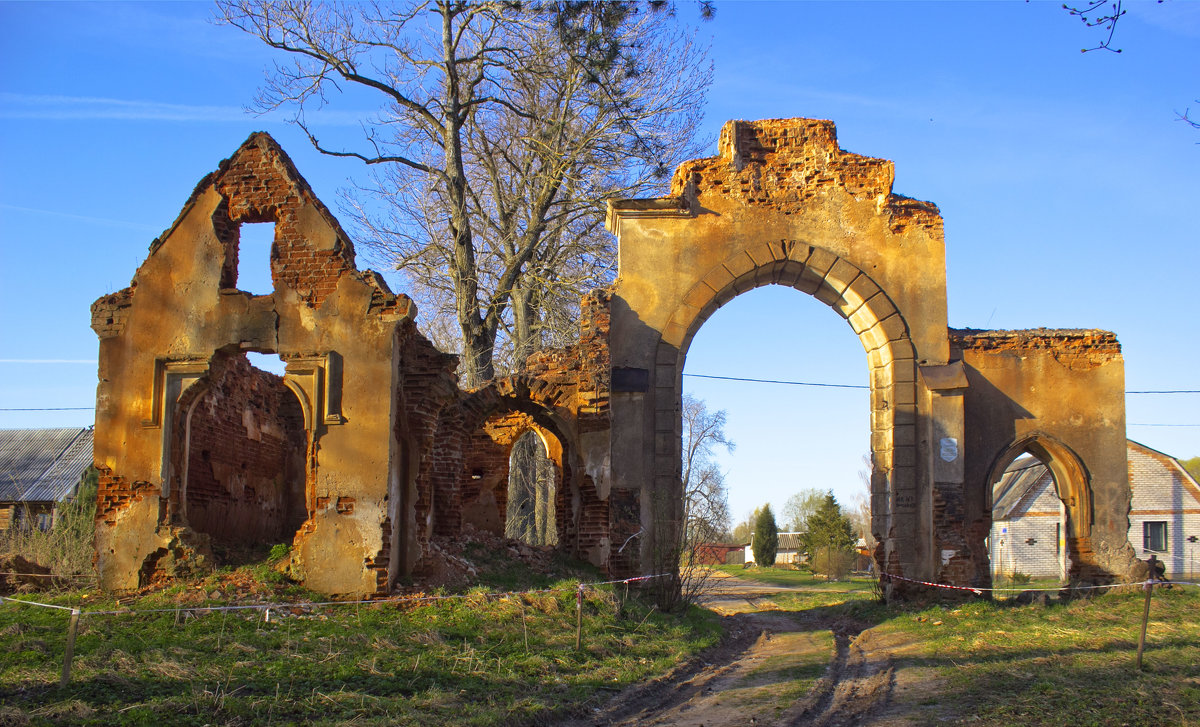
[0, 428, 93, 503]
[992, 455, 1051, 521]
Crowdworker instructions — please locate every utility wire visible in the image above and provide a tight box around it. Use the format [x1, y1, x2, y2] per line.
[2, 375, 1195, 412]
[0, 407, 94, 411]
[684, 372, 1197, 395]
[683, 373, 868, 389]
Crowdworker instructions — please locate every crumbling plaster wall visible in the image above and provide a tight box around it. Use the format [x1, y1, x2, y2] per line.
[951, 328, 1137, 583]
[604, 117, 1137, 592]
[92, 134, 615, 596]
[606, 119, 954, 588]
[93, 133, 421, 596]
[93, 120, 1139, 600]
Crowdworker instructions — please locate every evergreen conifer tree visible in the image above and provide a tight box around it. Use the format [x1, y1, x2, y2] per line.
[752, 504, 779, 567]
[801, 494, 857, 579]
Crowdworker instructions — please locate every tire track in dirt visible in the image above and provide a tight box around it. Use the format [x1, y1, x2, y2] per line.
[558, 577, 895, 727]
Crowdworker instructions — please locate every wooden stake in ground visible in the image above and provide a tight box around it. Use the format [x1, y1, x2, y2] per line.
[575, 585, 584, 651]
[60, 608, 81, 687]
[1136, 554, 1157, 670]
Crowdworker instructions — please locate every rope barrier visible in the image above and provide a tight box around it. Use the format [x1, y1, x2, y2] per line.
[0, 571, 96, 579]
[0, 594, 79, 611]
[0, 573, 674, 618]
[880, 572, 1197, 595]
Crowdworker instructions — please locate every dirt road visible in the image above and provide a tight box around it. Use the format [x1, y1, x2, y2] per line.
[560, 575, 904, 727]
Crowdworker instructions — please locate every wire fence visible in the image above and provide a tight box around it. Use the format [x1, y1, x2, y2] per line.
[3, 567, 1196, 691]
[0, 573, 671, 687]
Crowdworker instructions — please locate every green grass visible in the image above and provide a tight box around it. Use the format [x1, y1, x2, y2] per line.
[713, 563, 875, 591]
[764, 585, 1200, 726]
[870, 587, 1200, 725]
[0, 574, 721, 726]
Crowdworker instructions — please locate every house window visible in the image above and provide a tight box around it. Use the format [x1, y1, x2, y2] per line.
[1143, 521, 1167, 553]
[35, 512, 52, 531]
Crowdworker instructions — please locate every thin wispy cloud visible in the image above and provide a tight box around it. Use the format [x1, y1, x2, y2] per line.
[0, 359, 96, 364]
[0, 93, 370, 125]
[0, 203, 159, 232]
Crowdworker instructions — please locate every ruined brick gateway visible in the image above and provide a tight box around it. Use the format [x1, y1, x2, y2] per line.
[92, 119, 1140, 598]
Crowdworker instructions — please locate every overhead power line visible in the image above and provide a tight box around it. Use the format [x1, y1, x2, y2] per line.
[0, 407, 94, 411]
[684, 373, 869, 390]
[685, 372, 1197, 395]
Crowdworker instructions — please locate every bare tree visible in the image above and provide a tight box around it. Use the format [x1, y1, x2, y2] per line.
[781, 488, 825, 533]
[219, 1, 711, 384]
[850, 454, 876, 553]
[678, 394, 733, 604]
[505, 432, 556, 545]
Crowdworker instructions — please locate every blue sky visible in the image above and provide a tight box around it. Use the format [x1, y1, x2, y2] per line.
[1, 1, 1196, 524]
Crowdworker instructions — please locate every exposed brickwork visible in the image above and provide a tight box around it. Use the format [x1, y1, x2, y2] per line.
[95, 466, 158, 525]
[90, 288, 135, 339]
[171, 352, 308, 546]
[209, 136, 356, 307]
[950, 328, 1121, 370]
[669, 119, 942, 235]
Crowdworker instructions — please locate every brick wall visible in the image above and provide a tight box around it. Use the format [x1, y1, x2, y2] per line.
[990, 469, 1068, 579]
[176, 352, 308, 547]
[1127, 442, 1200, 577]
[210, 136, 356, 307]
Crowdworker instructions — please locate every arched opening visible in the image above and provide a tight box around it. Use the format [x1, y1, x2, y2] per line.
[660, 244, 919, 584]
[456, 404, 568, 547]
[988, 452, 1072, 584]
[506, 429, 559, 546]
[683, 285, 871, 571]
[985, 435, 1093, 584]
[172, 350, 310, 565]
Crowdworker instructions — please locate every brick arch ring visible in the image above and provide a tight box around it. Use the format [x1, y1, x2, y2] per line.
[654, 240, 920, 557]
[452, 384, 588, 543]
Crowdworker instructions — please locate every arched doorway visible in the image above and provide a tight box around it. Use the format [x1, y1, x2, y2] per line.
[505, 428, 560, 546]
[986, 435, 1093, 583]
[170, 350, 311, 564]
[682, 284, 871, 567]
[457, 407, 566, 545]
[657, 245, 920, 585]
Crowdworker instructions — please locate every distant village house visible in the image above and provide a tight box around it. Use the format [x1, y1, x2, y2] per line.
[0, 428, 94, 532]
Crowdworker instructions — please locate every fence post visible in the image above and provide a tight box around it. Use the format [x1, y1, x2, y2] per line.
[1136, 554, 1157, 670]
[60, 608, 81, 687]
[575, 584, 584, 651]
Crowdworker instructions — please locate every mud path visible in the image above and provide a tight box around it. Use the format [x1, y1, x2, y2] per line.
[560, 576, 897, 727]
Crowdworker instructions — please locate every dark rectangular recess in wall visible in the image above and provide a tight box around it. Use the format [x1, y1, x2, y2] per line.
[611, 367, 649, 393]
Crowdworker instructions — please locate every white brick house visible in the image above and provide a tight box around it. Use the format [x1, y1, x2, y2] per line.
[990, 457, 1068, 579]
[1126, 441, 1200, 577]
[990, 441, 1200, 580]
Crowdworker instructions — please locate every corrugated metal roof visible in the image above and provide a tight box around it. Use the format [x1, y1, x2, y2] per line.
[0, 428, 93, 503]
[749, 531, 806, 551]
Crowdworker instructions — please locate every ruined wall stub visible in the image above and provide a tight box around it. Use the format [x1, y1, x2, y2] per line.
[951, 329, 1137, 584]
[91, 133, 437, 596]
[605, 118, 1137, 593]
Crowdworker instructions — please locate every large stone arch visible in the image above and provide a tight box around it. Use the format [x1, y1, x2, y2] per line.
[660, 244, 920, 576]
[606, 119, 955, 594]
